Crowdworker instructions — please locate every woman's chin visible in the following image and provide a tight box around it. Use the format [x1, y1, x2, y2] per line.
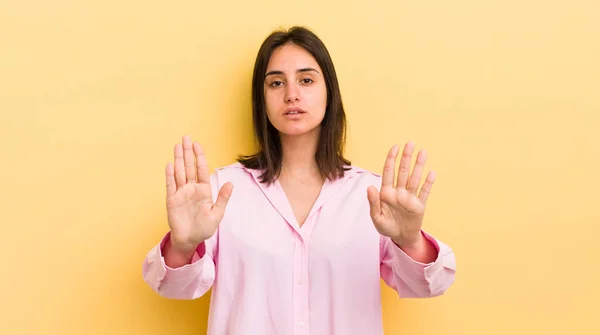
[278, 125, 320, 138]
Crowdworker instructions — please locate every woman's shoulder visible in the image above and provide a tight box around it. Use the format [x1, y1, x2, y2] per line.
[211, 162, 255, 179]
[342, 165, 382, 187]
[213, 161, 247, 173]
[344, 165, 381, 178]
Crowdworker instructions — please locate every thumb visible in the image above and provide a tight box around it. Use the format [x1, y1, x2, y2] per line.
[367, 185, 382, 223]
[213, 182, 233, 215]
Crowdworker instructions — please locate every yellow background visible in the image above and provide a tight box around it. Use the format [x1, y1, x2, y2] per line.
[1, 0, 599, 334]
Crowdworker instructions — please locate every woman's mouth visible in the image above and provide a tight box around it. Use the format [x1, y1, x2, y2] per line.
[284, 107, 307, 115]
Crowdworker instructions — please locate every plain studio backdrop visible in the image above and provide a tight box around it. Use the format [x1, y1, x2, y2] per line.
[1, 0, 599, 334]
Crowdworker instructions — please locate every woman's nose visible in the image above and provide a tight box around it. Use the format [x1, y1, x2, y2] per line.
[284, 84, 300, 103]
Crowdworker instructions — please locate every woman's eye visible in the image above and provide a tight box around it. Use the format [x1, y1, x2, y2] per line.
[301, 78, 313, 84]
[270, 81, 284, 87]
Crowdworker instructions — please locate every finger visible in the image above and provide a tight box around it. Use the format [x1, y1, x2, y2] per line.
[193, 142, 210, 184]
[213, 182, 233, 214]
[418, 171, 436, 204]
[183, 136, 196, 184]
[396, 142, 415, 190]
[174, 143, 186, 188]
[165, 163, 177, 198]
[381, 145, 399, 188]
[408, 149, 427, 194]
[367, 186, 382, 223]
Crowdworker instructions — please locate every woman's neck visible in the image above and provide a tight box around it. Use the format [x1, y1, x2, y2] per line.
[279, 129, 322, 181]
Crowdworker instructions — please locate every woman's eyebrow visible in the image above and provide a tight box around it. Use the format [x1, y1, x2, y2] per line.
[297, 67, 320, 74]
[265, 67, 321, 77]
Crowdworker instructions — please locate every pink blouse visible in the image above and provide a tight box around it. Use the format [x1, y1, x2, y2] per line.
[142, 162, 456, 334]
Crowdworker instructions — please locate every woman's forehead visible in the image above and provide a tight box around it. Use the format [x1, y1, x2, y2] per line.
[266, 44, 320, 73]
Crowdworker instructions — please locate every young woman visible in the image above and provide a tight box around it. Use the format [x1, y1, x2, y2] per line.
[143, 26, 456, 335]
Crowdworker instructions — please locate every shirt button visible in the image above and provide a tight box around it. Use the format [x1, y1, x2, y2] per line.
[297, 321, 304, 328]
[297, 279, 304, 285]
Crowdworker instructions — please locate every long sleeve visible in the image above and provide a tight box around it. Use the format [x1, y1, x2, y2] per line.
[379, 230, 456, 298]
[142, 230, 218, 299]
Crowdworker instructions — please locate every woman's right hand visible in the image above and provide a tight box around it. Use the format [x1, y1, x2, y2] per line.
[165, 135, 233, 253]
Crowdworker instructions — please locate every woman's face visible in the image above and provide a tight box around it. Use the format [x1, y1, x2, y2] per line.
[263, 43, 327, 138]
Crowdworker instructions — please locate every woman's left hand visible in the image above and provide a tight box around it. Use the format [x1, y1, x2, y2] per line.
[367, 142, 436, 249]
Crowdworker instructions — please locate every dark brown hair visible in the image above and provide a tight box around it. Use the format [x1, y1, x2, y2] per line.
[237, 26, 351, 185]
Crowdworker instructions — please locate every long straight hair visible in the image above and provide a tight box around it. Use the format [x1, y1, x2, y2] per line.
[237, 26, 351, 185]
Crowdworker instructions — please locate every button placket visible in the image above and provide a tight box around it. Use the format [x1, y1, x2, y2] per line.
[292, 232, 309, 334]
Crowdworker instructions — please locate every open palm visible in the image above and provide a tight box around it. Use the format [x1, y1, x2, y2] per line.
[367, 142, 436, 248]
[165, 136, 233, 252]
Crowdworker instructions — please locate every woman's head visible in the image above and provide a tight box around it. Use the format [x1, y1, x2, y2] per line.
[263, 42, 327, 138]
[238, 26, 350, 184]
